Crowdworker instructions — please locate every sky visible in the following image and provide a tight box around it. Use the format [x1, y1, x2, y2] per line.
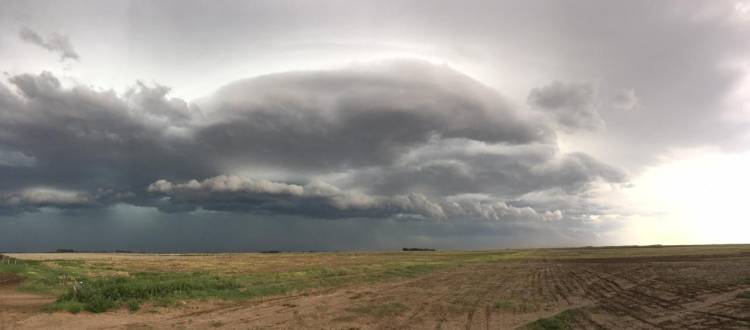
[0, 0, 749, 252]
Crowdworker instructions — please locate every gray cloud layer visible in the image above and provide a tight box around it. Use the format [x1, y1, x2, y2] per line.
[3, 0, 748, 169]
[0, 60, 624, 223]
[197, 61, 552, 171]
[528, 81, 604, 131]
[349, 139, 625, 198]
[2, 0, 748, 251]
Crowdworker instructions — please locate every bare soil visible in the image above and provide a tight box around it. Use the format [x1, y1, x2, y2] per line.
[0, 273, 55, 330]
[3, 250, 750, 329]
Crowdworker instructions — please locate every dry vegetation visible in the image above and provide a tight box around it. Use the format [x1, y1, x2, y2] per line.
[1, 244, 750, 329]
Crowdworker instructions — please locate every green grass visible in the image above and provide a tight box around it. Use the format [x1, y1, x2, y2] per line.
[0, 259, 82, 294]
[1, 256, 460, 313]
[52, 272, 243, 313]
[44, 263, 443, 313]
[525, 309, 581, 330]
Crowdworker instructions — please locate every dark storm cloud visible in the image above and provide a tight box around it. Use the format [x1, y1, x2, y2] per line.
[0, 206, 613, 252]
[18, 27, 80, 62]
[345, 139, 626, 197]
[0, 60, 621, 224]
[0, 71, 214, 197]
[145, 175, 565, 221]
[146, 175, 443, 219]
[0, 148, 35, 167]
[4, 0, 749, 168]
[125, 81, 199, 126]
[196, 60, 552, 171]
[2, 0, 748, 251]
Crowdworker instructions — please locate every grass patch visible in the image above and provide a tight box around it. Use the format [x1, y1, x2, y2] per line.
[1, 252, 534, 314]
[127, 299, 141, 312]
[45, 300, 84, 314]
[347, 302, 407, 318]
[42, 261, 450, 313]
[2, 256, 454, 313]
[0, 259, 80, 294]
[525, 309, 581, 330]
[52, 272, 242, 313]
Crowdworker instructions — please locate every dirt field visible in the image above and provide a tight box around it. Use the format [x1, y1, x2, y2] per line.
[2, 245, 750, 329]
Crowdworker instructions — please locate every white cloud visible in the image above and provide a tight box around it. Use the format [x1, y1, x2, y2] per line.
[4, 188, 91, 206]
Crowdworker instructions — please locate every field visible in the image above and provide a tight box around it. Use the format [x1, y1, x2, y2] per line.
[1, 245, 750, 329]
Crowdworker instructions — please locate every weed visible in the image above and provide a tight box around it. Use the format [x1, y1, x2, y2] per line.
[127, 300, 142, 312]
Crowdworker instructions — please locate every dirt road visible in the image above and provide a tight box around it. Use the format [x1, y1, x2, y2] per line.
[0, 273, 54, 330]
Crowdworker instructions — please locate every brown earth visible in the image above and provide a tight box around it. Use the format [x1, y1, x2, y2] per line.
[2, 251, 750, 329]
[0, 273, 55, 330]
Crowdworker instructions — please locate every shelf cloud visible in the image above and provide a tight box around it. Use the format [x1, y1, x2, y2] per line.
[0, 60, 622, 225]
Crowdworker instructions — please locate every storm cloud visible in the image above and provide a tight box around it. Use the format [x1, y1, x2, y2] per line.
[0, 60, 623, 223]
[145, 175, 567, 222]
[196, 61, 552, 171]
[4, 0, 747, 250]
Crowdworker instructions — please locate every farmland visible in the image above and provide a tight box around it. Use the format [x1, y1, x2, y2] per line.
[1, 245, 750, 329]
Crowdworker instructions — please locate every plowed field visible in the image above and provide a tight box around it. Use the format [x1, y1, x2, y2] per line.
[2, 245, 749, 329]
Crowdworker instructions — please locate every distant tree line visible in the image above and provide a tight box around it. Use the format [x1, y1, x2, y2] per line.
[53, 249, 134, 253]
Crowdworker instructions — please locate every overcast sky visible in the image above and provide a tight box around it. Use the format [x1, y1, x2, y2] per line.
[1, 0, 749, 252]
